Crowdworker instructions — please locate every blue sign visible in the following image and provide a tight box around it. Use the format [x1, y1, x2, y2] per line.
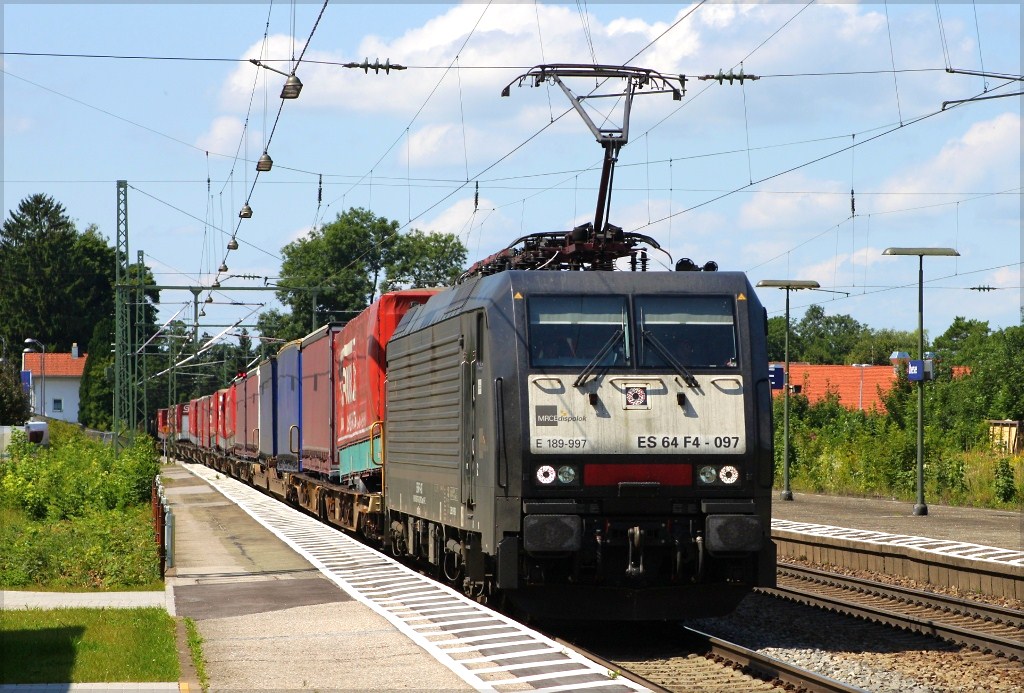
[20, 370, 32, 394]
[768, 364, 784, 389]
[907, 360, 924, 381]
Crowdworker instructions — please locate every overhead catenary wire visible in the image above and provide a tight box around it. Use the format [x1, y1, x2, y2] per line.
[317, 0, 494, 228]
[5, 6, 1015, 340]
[631, 79, 1017, 236]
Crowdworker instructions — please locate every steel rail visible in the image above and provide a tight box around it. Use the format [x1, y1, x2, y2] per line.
[691, 628, 869, 693]
[764, 565, 1023, 661]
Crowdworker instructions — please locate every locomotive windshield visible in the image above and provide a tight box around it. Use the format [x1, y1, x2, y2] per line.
[529, 296, 628, 368]
[528, 294, 737, 370]
[636, 296, 737, 368]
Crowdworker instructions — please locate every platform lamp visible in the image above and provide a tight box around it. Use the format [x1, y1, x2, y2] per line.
[756, 280, 820, 501]
[249, 59, 303, 100]
[882, 247, 959, 516]
[23, 338, 45, 417]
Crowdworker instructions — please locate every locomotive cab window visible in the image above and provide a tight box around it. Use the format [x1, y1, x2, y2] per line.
[529, 296, 629, 368]
[636, 296, 737, 368]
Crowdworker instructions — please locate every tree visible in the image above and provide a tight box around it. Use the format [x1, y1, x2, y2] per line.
[78, 317, 114, 430]
[258, 208, 467, 342]
[795, 305, 867, 364]
[766, 315, 801, 363]
[845, 328, 919, 365]
[933, 317, 990, 365]
[0, 196, 117, 356]
[381, 230, 467, 293]
[0, 358, 31, 425]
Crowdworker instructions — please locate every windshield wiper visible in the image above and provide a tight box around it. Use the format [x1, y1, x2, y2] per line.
[642, 330, 699, 388]
[573, 328, 623, 388]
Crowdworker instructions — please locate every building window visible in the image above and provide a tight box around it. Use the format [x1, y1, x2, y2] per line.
[52, 398, 64, 413]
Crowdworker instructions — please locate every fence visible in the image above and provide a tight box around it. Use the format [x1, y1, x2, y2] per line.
[151, 476, 174, 577]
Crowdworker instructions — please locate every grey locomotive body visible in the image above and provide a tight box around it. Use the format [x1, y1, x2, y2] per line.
[384, 269, 775, 619]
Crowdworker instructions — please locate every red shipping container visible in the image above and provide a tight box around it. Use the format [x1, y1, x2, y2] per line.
[189, 398, 200, 444]
[300, 325, 340, 475]
[219, 386, 235, 451]
[334, 289, 439, 478]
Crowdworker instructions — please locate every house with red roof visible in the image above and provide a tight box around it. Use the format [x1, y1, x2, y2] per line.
[770, 362, 975, 415]
[771, 363, 897, 411]
[20, 343, 88, 423]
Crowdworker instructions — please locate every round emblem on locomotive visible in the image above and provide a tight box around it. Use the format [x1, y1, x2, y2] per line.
[625, 387, 647, 406]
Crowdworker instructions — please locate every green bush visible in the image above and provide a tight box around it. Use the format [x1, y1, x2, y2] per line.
[773, 381, 1023, 509]
[0, 422, 158, 521]
[0, 506, 161, 589]
[994, 457, 1017, 503]
[0, 422, 162, 589]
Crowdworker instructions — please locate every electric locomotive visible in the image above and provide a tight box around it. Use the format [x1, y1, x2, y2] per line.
[383, 234, 775, 619]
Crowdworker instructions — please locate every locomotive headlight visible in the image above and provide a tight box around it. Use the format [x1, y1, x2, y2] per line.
[698, 465, 718, 484]
[557, 465, 576, 484]
[536, 465, 557, 484]
[719, 465, 739, 484]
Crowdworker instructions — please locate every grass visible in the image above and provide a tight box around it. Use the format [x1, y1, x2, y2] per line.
[184, 617, 209, 692]
[0, 607, 179, 684]
[0, 506, 164, 590]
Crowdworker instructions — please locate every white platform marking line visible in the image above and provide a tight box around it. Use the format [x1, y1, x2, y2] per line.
[470, 660, 583, 674]
[526, 679, 635, 692]
[184, 464, 647, 692]
[771, 519, 1022, 565]
[430, 633, 528, 646]
[441, 639, 555, 654]
[490, 669, 608, 684]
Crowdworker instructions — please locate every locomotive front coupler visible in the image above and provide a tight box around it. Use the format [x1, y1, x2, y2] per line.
[626, 525, 644, 577]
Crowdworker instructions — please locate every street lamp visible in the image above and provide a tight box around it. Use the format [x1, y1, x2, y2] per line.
[882, 247, 959, 516]
[23, 338, 45, 417]
[852, 364, 871, 410]
[756, 279, 820, 501]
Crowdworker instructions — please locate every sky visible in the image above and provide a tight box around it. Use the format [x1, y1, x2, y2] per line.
[3, 2, 1021, 349]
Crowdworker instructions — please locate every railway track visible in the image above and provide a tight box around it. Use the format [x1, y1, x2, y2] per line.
[766, 563, 1024, 660]
[553, 622, 865, 693]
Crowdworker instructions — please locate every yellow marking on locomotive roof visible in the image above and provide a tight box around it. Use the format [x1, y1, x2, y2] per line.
[737, 293, 747, 301]
[514, 292, 524, 299]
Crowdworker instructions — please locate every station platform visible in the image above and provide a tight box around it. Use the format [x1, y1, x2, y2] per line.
[770, 492, 1022, 553]
[159, 462, 474, 692]
[770, 492, 1023, 602]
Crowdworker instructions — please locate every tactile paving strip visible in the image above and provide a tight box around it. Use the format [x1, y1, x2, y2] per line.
[772, 519, 1024, 567]
[183, 463, 648, 692]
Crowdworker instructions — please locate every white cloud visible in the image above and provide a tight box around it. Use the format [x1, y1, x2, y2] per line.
[870, 113, 1021, 215]
[405, 122, 512, 169]
[195, 116, 248, 156]
[3, 115, 33, 135]
[737, 173, 847, 231]
[991, 266, 1019, 289]
[288, 224, 317, 244]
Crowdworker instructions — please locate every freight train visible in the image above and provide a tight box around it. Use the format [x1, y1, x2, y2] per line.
[159, 227, 776, 620]
[159, 63, 776, 620]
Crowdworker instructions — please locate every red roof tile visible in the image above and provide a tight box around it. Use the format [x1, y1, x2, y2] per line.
[21, 352, 88, 378]
[771, 363, 895, 412]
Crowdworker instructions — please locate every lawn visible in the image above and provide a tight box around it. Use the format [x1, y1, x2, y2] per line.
[0, 607, 179, 684]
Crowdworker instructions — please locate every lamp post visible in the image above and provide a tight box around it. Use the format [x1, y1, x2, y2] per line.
[852, 363, 871, 410]
[756, 279, 820, 501]
[23, 338, 45, 417]
[882, 247, 959, 516]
